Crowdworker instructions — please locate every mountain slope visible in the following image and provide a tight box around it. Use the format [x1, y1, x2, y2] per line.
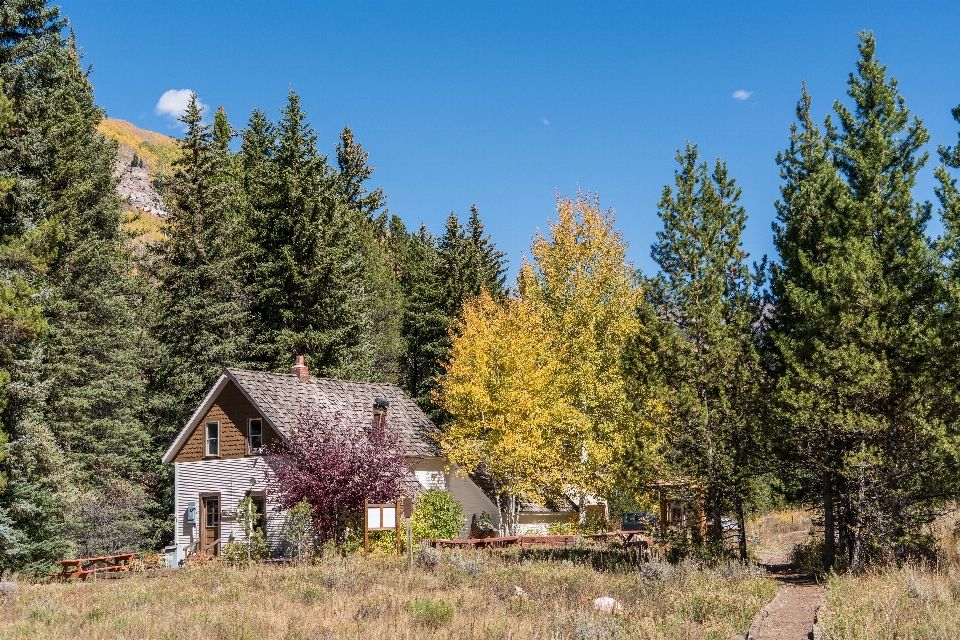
[98, 117, 179, 220]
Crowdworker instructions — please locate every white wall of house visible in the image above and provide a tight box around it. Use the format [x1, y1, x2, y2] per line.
[516, 513, 571, 536]
[409, 457, 501, 536]
[173, 455, 569, 561]
[173, 457, 282, 565]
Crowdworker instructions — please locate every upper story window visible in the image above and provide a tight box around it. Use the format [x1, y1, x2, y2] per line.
[248, 418, 263, 452]
[205, 421, 219, 457]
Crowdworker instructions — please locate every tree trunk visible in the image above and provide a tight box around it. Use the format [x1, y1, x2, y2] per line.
[823, 467, 835, 571]
[735, 495, 748, 561]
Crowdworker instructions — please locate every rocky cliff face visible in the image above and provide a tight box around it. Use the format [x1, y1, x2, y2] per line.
[114, 158, 168, 218]
[98, 117, 179, 219]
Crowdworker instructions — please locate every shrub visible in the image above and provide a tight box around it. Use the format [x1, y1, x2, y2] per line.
[547, 512, 611, 536]
[412, 489, 466, 542]
[221, 530, 271, 567]
[415, 542, 442, 569]
[280, 499, 315, 561]
[449, 551, 487, 578]
[366, 529, 400, 555]
[790, 538, 847, 577]
[404, 596, 453, 628]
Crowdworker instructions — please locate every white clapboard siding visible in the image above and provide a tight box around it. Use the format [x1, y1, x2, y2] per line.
[174, 457, 284, 564]
[175, 456, 503, 563]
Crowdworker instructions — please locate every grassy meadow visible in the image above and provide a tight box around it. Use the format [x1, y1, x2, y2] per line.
[0, 549, 775, 640]
[815, 511, 960, 640]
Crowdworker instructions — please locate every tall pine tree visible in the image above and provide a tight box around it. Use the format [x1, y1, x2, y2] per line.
[649, 145, 767, 556]
[241, 91, 400, 380]
[151, 95, 251, 439]
[0, 0, 154, 569]
[771, 33, 950, 569]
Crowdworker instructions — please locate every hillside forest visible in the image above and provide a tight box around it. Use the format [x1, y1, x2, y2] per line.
[1, 1, 959, 576]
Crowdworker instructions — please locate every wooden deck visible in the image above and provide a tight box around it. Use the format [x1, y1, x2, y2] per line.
[426, 531, 650, 549]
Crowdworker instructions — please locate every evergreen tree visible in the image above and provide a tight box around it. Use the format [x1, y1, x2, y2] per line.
[771, 33, 949, 569]
[392, 209, 507, 423]
[649, 144, 767, 556]
[0, 1, 153, 568]
[151, 95, 250, 439]
[390, 216, 446, 413]
[467, 204, 508, 295]
[335, 125, 386, 222]
[213, 105, 233, 153]
[242, 91, 400, 380]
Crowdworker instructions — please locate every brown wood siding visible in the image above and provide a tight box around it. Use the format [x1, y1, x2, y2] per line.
[173, 380, 277, 462]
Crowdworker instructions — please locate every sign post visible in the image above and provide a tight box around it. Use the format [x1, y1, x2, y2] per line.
[403, 496, 413, 569]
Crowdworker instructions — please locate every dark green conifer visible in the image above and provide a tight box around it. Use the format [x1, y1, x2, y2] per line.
[151, 95, 250, 439]
[648, 143, 767, 557]
[0, 0, 153, 569]
[771, 33, 948, 569]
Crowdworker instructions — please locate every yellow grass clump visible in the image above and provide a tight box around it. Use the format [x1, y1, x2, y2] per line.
[0, 550, 776, 639]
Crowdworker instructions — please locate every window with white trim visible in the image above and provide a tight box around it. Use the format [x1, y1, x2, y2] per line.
[205, 421, 219, 457]
[248, 418, 263, 452]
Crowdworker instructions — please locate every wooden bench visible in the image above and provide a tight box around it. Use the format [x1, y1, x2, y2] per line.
[55, 554, 136, 582]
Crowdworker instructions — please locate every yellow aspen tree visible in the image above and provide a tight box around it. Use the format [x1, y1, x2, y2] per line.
[520, 191, 659, 520]
[436, 290, 572, 535]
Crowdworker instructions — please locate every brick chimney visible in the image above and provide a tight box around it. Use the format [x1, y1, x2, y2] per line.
[291, 355, 309, 381]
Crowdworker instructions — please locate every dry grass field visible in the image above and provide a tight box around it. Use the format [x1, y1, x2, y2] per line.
[0, 549, 775, 640]
[818, 565, 960, 640]
[815, 511, 960, 640]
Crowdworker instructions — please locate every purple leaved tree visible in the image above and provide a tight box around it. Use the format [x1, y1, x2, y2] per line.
[264, 411, 406, 546]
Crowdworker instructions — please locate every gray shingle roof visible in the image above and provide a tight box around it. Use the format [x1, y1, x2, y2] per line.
[227, 368, 439, 457]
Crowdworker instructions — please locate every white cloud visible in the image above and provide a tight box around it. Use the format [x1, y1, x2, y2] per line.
[155, 89, 206, 120]
[542, 117, 550, 125]
[731, 90, 753, 101]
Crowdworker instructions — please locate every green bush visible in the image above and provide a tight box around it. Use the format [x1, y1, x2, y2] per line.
[404, 596, 453, 628]
[221, 530, 271, 567]
[412, 489, 466, 542]
[546, 512, 610, 536]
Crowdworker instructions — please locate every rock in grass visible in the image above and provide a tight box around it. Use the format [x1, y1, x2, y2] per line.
[593, 596, 622, 614]
[0, 582, 17, 598]
[514, 585, 529, 598]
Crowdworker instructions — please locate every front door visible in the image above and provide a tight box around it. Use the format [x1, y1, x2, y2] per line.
[202, 495, 221, 555]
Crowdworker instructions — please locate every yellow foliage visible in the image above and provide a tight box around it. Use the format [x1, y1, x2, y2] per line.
[520, 191, 662, 499]
[437, 291, 571, 505]
[122, 209, 168, 256]
[97, 117, 180, 175]
[438, 191, 666, 525]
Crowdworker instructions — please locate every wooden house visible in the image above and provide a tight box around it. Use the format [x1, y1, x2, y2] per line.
[162, 359, 567, 563]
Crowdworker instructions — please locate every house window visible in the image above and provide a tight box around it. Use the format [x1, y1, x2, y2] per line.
[205, 421, 219, 457]
[205, 498, 220, 528]
[251, 495, 266, 532]
[248, 418, 263, 452]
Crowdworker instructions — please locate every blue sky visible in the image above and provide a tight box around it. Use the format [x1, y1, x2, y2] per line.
[63, 0, 960, 278]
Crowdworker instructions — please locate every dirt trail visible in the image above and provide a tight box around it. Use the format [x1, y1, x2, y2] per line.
[751, 544, 824, 640]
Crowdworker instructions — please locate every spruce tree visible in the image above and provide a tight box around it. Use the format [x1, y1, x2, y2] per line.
[771, 33, 948, 568]
[151, 95, 251, 439]
[649, 144, 767, 555]
[394, 209, 507, 423]
[390, 216, 446, 413]
[0, 1, 154, 568]
[335, 125, 386, 223]
[242, 91, 400, 380]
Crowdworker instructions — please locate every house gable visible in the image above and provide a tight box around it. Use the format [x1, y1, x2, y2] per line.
[171, 379, 278, 463]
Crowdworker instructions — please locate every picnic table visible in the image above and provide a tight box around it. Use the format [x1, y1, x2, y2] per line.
[54, 553, 136, 582]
